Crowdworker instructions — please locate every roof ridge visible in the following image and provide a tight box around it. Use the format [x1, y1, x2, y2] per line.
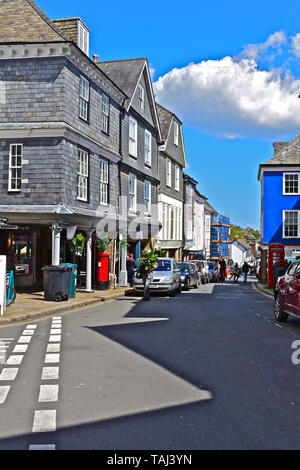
[99, 57, 147, 64]
[25, 0, 70, 41]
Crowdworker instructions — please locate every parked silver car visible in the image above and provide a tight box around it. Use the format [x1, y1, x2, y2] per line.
[133, 257, 181, 296]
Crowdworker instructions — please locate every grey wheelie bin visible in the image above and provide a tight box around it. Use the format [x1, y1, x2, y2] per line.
[42, 265, 72, 302]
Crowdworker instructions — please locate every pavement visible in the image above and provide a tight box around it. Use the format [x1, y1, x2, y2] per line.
[254, 281, 274, 298]
[0, 286, 133, 326]
[1, 276, 300, 449]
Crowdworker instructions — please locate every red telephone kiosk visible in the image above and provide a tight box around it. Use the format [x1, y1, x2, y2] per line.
[268, 243, 285, 287]
[96, 253, 110, 290]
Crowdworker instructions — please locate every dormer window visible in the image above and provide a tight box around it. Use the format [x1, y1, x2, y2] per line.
[138, 85, 144, 110]
[77, 20, 89, 56]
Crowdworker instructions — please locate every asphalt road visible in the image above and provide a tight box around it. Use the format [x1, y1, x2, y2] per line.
[1, 277, 300, 450]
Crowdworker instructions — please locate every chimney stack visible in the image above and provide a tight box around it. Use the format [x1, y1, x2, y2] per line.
[93, 54, 99, 63]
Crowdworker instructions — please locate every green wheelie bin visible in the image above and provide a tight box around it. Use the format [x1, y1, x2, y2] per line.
[61, 263, 78, 299]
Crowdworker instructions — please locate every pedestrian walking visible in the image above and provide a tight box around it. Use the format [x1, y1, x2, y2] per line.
[126, 253, 137, 288]
[219, 257, 227, 283]
[242, 262, 249, 284]
[233, 263, 240, 283]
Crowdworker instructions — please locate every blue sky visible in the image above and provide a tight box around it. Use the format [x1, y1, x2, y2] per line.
[39, 0, 300, 229]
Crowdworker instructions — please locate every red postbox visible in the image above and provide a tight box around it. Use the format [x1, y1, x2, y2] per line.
[268, 243, 285, 287]
[96, 253, 110, 290]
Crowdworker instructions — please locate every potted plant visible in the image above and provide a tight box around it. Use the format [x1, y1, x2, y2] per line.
[96, 235, 110, 254]
[137, 239, 159, 301]
[69, 233, 86, 256]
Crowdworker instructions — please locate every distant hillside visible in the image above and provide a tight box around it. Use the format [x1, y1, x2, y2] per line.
[230, 224, 260, 242]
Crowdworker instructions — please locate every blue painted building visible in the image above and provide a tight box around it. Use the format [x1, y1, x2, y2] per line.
[258, 137, 300, 258]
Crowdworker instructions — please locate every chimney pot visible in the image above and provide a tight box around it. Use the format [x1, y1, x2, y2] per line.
[93, 54, 99, 63]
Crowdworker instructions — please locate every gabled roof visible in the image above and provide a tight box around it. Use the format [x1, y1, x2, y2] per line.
[0, 0, 70, 43]
[234, 238, 251, 251]
[156, 103, 175, 141]
[204, 200, 218, 214]
[258, 133, 300, 180]
[97, 57, 161, 139]
[97, 58, 146, 103]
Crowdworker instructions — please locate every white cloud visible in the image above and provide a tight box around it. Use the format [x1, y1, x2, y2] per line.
[291, 33, 300, 57]
[240, 30, 287, 60]
[154, 54, 300, 139]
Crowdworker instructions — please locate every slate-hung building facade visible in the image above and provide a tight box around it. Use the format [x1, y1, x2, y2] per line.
[97, 58, 161, 268]
[0, 0, 126, 289]
[156, 104, 186, 260]
[258, 137, 300, 259]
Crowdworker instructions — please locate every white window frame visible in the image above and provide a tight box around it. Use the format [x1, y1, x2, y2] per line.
[77, 149, 89, 201]
[8, 143, 22, 191]
[144, 130, 152, 166]
[99, 158, 109, 205]
[144, 181, 151, 215]
[129, 117, 137, 157]
[101, 94, 110, 134]
[138, 84, 144, 110]
[174, 121, 179, 146]
[283, 172, 300, 195]
[175, 164, 180, 191]
[283, 210, 300, 238]
[166, 158, 171, 187]
[129, 173, 137, 212]
[79, 75, 89, 121]
[77, 20, 89, 56]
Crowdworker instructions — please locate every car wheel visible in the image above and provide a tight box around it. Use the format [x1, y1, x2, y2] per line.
[177, 282, 182, 294]
[194, 279, 198, 289]
[170, 287, 176, 297]
[274, 294, 288, 322]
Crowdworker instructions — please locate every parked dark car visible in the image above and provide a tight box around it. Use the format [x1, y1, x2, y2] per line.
[207, 261, 219, 282]
[274, 261, 300, 321]
[179, 262, 199, 290]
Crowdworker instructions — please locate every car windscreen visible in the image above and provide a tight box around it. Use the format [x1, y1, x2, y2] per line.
[179, 263, 189, 273]
[154, 260, 171, 271]
[208, 262, 214, 269]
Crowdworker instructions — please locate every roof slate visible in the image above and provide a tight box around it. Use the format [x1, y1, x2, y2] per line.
[97, 58, 146, 100]
[0, 0, 69, 43]
[262, 133, 300, 165]
[156, 103, 174, 141]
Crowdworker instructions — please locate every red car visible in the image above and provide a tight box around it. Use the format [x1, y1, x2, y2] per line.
[274, 262, 300, 322]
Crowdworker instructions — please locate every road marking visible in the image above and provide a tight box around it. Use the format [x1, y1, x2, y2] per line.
[29, 444, 56, 450]
[50, 329, 61, 335]
[38, 385, 59, 402]
[53, 317, 61, 320]
[18, 336, 32, 344]
[0, 386, 10, 404]
[42, 367, 59, 380]
[47, 344, 60, 353]
[6, 355, 23, 365]
[45, 354, 60, 364]
[26, 325, 37, 329]
[0, 368, 18, 381]
[32, 410, 56, 432]
[255, 313, 261, 317]
[13, 344, 28, 353]
[22, 330, 35, 336]
[49, 335, 61, 343]
[275, 323, 283, 328]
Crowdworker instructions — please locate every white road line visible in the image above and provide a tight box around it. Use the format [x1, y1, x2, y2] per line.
[32, 410, 56, 432]
[53, 317, 61, 320]
[38, 385, 59, 403]
[6, 355, 23, 365]
[29, 444, 56, 450]
[275, 323, 283, 328]
[50, 329, 61, 335]
[0, 368, 18, 381]
[42, 367, 59, 381]
[47, 344, 60, 353]
[45, 354, 60, 364]
[0, 386, 10, 404]
[49, 335, 61, 343]
[13, 344, 28, 353]
[18, 336, 32, 344]
[26, 325, 37, 329]
[22, 330, 35, 336]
